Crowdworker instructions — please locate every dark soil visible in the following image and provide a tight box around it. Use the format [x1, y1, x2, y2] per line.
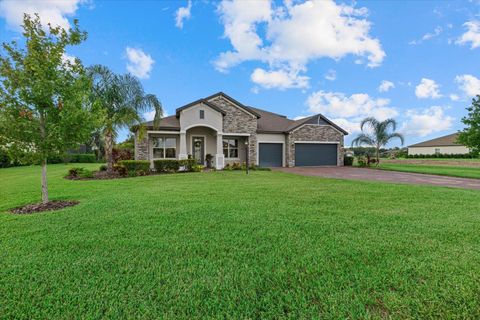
[10, 200, 80, 214]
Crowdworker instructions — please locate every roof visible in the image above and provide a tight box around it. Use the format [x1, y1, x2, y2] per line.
[408, 133, 462, 148]
[141, 115, 180, 131]
[175, 99, 226, 117]
[136, 92, 348, 135]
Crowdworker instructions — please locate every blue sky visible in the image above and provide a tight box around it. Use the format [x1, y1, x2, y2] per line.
[1, 0, 479, 146]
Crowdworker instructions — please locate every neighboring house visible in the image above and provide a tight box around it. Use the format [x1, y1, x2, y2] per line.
[408, 133, 470, 155]
[133, 92, 348, 169]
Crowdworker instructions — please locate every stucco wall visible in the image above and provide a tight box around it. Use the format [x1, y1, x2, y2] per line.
[186, 127, 217, 161]
[408, 145, 470, 155]
[179, 102, 223, 133]
[209, 96, 258, 165]
[286, 125, 344, 166]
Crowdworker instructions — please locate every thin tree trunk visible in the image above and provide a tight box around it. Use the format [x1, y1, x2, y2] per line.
[376, 145, 380, 166]
[39, 112, 49, 203]
[105, 129, 114, 174]
[41, 158, 49, 204]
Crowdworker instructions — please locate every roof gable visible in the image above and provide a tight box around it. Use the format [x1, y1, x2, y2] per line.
[175, 99, 226, 117]
[205, 92, 261, 118]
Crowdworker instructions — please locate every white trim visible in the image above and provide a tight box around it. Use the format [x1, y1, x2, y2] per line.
[191, 135, 207, 165]
[222, 137, 241, 160]
[257, 141, 286, 167]
[223, 132, 251, 137]
[290, 123, 345, 135]
[182, 124, 222, 134]
[147, 130, 180, 134]
[294, 141, 339, 144]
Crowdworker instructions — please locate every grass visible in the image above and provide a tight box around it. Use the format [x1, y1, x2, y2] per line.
[375, 162, 480, 179]
[1, 164, 480, 319]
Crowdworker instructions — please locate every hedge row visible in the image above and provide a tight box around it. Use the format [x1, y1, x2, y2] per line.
[153, 159, 197, 172]
[407, 153, 478, 159]
[118, 160, 150, 176]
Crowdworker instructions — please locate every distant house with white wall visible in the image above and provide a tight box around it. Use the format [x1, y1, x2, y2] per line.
[408, 133, 469, 155]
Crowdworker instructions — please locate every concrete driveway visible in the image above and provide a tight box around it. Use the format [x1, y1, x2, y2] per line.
[274, 166, 480, 190]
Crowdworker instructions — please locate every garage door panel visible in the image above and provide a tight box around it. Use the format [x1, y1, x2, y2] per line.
[259, 143, 283, 167]
[295, 143, 337, 166]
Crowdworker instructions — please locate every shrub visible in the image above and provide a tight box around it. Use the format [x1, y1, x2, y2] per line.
[191, 164, 204, 172]
[112, 148, 133, 163]
[153, 159, 180, 172]
[99, 164, 107, 171]
[118, 160, 151, 176]
[356, 156, 368, 167]
[344, 155, 354, 166]
[67, 167, 94, 179]
[178, 159, 196, 171]
[69, 153, 96, 163]
[113, 163, 128, 176]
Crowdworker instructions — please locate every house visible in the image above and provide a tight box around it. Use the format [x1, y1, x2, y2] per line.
[133, 92, 348, 169]
[408, 133, 469, 155]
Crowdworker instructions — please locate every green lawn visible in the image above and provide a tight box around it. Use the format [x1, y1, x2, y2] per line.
[1, 164, 480, 319]
[376, 162, 480, 179]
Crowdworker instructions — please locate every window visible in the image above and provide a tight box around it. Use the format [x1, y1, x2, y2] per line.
[435, 148, 440, 154]
[153, 137, 176, 159]
[199, 110, 205, 119]
[223, 138, 238, 158]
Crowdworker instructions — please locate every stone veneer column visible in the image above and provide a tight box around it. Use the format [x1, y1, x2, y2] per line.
[135, 133, 149, 160]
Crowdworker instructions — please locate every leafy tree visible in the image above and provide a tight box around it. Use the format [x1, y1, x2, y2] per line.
[0, 14, 96, 204]
[351, 117, 404, 163]
[87, 65, 163, 173]
[458, 95, 480, 156]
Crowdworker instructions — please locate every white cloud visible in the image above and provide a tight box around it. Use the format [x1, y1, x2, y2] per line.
[306, 91, 398, 120]
[378, 80, 395, 92]
[415, 78, 442, 99]
[456, 21, 480, 49]
[455, 74, 480, 97]
[449, 94, 460, 101]
[324, 69, 336, 81]
[251, 68, 309, 90]
[215, 0, 385, 89]
[401, 106, 453, 137]
[144, 110, 168, 121]
[125, 47, 155, 79]
[175, 0, 192, 29]
[409, 26, 442, 45]
[0, 0, 86, 31]
[331, 118, 361, 134]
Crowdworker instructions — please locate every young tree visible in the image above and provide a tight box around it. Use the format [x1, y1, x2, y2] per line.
[88, 65, 163, 173]
[352, 117, 404, 163]
[0, 14, 96, 204]
[458, 95, 480, 156]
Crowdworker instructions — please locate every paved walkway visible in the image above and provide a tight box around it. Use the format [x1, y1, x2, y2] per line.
[274, 167, 480, 190]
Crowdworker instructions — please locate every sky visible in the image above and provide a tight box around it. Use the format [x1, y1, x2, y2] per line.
[1, 0, 479, 147]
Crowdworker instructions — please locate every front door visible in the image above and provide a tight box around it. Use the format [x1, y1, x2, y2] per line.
[192, 137, 204, 164]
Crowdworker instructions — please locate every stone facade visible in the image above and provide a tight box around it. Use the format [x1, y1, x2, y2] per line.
[286, 125, 344, 166]
[209, 96, 258, 165]
[134, 134, 149, 160]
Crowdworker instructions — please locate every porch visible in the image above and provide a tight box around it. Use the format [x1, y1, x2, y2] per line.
[147, 126, 249, 169]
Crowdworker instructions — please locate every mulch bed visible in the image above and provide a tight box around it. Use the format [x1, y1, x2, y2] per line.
[10, 200, 79, 214]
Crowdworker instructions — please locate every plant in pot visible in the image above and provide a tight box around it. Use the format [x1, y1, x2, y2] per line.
[205, 154, 213, 168]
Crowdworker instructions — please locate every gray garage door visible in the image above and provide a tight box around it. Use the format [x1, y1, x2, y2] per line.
[259, 143, 283, 167]
[295, 143, 337, 166]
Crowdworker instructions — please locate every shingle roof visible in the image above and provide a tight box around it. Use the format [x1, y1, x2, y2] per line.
[136, 92, 348, 135]
[142, 115, 180, 131]
[408, 133, 462, 147]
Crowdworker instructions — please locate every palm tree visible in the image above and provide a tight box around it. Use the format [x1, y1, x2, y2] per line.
[352, 117, 404, 164]
[88, 65, 163, 173]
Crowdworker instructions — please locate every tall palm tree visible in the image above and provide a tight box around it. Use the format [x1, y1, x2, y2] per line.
[352, 117, 404, 164]
[88, 65, 163, 173]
